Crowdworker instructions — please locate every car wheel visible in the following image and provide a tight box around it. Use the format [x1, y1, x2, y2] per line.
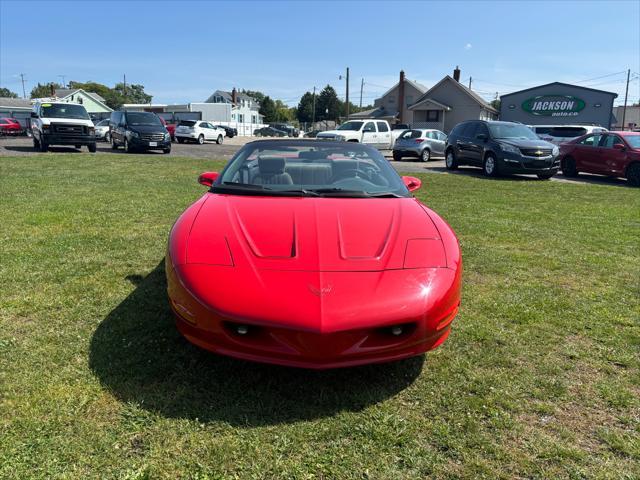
[125, 139, 133, 153]
[561, 156, 579, 177]
[392, 151, 402, 161]
[111, 137, 118, 150]
[537, 172, 555, 180]
[198, 134, 204, 145]
[626, 162, 640, 187]
[39, 137, 48, 152]
[216, 135, 223, 145]
[163, 148, 171, 154]
[445, 149, 458, 170]
[88, 143, 97, 153]
[105, 132, 111, 143]
[33, 136, 40, 150]
[75, 144, 82, 149]
[177, 137, 184, 144]
[420, 149, 431, 162]
[483, 154, 499, 177]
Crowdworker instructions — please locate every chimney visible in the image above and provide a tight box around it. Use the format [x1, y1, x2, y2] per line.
[231, 87, 237, 104]
[397, 70, 405, 124]
[453, 66, 461, 82]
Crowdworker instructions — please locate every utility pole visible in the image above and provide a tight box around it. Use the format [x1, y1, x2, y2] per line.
[123, 74, 127, 97]
[468, 77, 472, 90]
[345, 67, 350, 119]
[311, 86, 316, 128]
[621, 69, 630, 131]
[359, 78, 364, 108]
[19, 73, 26, 98]
[58, 75, 66, 88]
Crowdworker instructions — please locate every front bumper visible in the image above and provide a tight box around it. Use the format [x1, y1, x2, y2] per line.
[129, 136, 171, 150]
[499, 152, 560, 174]
[166, 257, 461, 369]
[42, 133, 96, 145]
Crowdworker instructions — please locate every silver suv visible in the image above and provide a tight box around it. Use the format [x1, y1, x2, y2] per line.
[393, 129, 447, 162]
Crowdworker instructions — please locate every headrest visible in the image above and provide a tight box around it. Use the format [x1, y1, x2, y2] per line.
[258, 156, 286, 174]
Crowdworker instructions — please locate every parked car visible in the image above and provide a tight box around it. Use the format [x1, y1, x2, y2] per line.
[393, 129, 447, 162]
[159, 117, 176, 141]
[270, 123, 299, 137]
[175, 120, 225, 144]
[530, 125, 608, 145]
[559, 131, 640, 186]
[94, 119, 110, 141]
[214, 125, 237, 138]
[254, 126, 287, 137]
[31, 102, 97, 152]
[445, 120, 560, 179]
[316, 119, 393, 149]
[109, 111, 171, 153]
[0, 117, 23, 135]
[166, 139, 461, 368]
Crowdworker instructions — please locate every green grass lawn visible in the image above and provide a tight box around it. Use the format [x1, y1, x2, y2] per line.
[1, 153, 638, 479]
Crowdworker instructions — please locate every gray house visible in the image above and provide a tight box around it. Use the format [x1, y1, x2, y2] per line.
[500, 82, 617, 128]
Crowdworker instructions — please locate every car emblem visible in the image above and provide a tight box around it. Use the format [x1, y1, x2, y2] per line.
[535, 150, 543, 155]
[308, 284, 333, 297]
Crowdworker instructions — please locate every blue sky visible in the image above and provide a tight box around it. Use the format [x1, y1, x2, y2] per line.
[1, 0, 639, 106]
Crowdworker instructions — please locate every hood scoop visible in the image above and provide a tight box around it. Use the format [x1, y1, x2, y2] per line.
[235, 205, 297, 259]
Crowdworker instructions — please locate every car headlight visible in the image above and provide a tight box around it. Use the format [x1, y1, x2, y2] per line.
[499, 142, 519, 154]
[89, 127, 95, 134]
[552, 146, 559, 156]
[335, 135, 345, 141]
[164, 132, 170, 141]
[128, 131, 139, 138]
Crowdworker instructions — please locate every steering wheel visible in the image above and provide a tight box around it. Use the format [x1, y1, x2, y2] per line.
[330, 168, 370, 183]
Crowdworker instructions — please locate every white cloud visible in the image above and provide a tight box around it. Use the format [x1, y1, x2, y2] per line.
[464, 43, 472, 50]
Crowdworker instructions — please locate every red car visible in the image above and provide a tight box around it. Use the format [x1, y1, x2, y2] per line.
[166, 140, 462, 369]
[560, 131, 640, 186]
[159, 116, 176, 141]
[0, 117, 22, 135]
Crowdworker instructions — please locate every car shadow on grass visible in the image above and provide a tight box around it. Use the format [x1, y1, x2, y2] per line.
[89, 260, 425, 426]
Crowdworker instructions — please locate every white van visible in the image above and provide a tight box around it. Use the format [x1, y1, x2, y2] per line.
[31, 102, 96, 152]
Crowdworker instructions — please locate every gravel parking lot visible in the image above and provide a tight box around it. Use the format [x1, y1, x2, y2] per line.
[0, 135, 630, 187]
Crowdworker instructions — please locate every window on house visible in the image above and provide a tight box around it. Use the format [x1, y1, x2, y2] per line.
[252, 115, 257, 123]
[426, 110, 439, 122]
[406, 95, 413, 107]
[231, 114, 236, 120]
[237, 114, 244, 123]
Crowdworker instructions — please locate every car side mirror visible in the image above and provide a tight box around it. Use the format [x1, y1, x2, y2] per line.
[476, 133, 488, 141]
[613, 143, 626, 151]
[198, 171, 220, 187]
[402, 176, 422, 192]
[30, 112, 38, 118]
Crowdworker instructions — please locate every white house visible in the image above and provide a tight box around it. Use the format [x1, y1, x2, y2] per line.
[205, 88, 264, 128]
[36, 88, 113, 114]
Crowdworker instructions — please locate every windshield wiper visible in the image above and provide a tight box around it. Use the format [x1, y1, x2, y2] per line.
[308, 188, 403, 198]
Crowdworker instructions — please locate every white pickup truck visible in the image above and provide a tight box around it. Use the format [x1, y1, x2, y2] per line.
[316, 119, 395, 149]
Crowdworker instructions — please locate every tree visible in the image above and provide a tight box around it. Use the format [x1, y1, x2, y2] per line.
[113, 83, 152, 105]
[316, 85, 340, 121]
[297, 92, 315, 123]
[30, 82, 61, 99]
[259, 96, 277, 123]
[241, 90, 266, 105]
[0, 87, 18, 98]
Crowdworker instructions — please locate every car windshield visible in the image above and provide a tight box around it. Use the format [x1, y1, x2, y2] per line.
[213, 142, 410, 198]
[178, 120, 196, 127]
[489, 123, 539, 140]
[126, 112, 162, 126]
[40, 104, 89, 120]
[337, 121, 364, 131]
[624, 135, 640, 148]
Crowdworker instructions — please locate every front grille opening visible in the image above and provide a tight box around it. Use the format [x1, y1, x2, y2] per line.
[223, 321, 262, 338]
[375, 322, 417, 338]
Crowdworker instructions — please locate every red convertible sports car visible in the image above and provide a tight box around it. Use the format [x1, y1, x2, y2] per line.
[166, 140, 462, 369]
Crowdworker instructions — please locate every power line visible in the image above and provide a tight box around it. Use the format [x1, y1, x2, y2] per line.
[573, 70, 628, 84]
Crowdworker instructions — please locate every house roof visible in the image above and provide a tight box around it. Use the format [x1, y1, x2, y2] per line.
[52, 88, 112, 111]
[0, 97, 32, 109]
[349, 106, 398, 120]
[205, 90, 258, 104]
[500, 82, 618, 99]
[413, 75, 498, 113]
[407, 97, 451, 111]
[379, 78, 428, 99]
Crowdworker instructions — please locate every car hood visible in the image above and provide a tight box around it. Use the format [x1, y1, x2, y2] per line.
[498, 139, 556, 149]
[317, 130, 346, 137]
[41, 118, 94, 127]
[184, 194, 446, 272]
[129, 125, 167, 134]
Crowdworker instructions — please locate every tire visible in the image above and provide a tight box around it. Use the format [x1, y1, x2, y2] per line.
[39, 136, 48, 152]
[626, 163, 640, 187]
[392, 151, 402, 161]
[163, 148, 171, 154]
[216, 135, 223, 145]
[420, 149, 431, 162]
[537, 172, 555, 180]
[88, 143, 97, 153]
[125, 139, 133, 153]
[197, 134, 204, 145]
[177, 137, 185, 144]
[33, 136, 40, 150]
[561, 156, 579, 178]
[483, 153, 499, 177]
[75, 144, 82, 149]
[111, 137, 118, 150]
[445, 149, 458, 170]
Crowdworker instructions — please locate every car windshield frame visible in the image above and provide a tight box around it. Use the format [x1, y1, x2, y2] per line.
[212, 141, 411, 198]
[337, 121, 364, 131]
[125, 112, 162, 126]
[40, 104, 89, 120]
[489, 123, 540, 141]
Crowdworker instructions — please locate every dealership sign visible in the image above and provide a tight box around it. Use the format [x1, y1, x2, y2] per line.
[522, 95, 585, 117]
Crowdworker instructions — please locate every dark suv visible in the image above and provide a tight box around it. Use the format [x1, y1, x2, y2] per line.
[444, 120, 560, 179]
[109, 111, 171, 154]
